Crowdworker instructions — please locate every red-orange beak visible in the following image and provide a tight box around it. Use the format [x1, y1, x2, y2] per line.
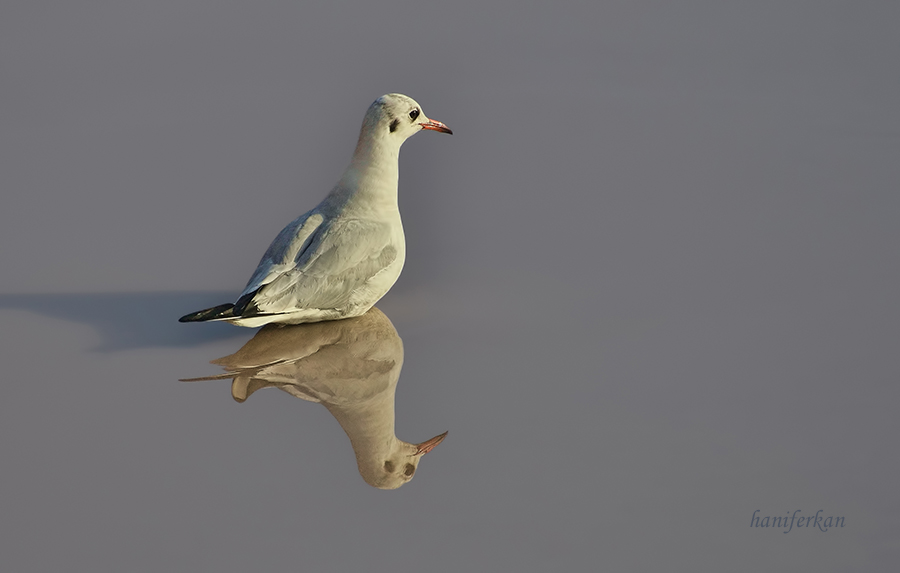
[419, 119, 453, 135]
[414, 431, 449, 455]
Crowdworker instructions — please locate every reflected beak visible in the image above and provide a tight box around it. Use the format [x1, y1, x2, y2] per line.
[419, 119, 453, 134]
[414, 431, 449, 455]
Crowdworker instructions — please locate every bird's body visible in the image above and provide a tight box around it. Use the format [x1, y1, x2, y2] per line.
[180, 94, 451, 327]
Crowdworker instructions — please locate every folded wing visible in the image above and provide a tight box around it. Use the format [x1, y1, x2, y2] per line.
[235, 216, 397, 318]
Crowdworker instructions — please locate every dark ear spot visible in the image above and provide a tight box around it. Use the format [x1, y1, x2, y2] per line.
[389, 118, 400, 133]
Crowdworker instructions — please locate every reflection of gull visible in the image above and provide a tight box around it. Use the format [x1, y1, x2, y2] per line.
[179, 94, 452, 327]
[181, 308, 447, 489]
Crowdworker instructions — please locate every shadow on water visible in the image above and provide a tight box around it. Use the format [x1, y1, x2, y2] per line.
[0, 291, 249, 351]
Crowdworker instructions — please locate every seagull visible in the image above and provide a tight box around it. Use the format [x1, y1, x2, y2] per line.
[181, 307, 448, 489]
[179, 94, 452, 327]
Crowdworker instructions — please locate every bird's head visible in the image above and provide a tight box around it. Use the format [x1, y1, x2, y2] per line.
[361, 431, 448, 490]
[362, 93, 452, 144]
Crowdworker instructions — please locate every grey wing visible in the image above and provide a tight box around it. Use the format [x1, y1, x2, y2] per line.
[238, 219, 398, 316]
[235, 211, 325, 308]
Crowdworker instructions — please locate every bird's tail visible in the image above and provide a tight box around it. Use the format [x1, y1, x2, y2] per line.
[179, 372, 270, 404]
[178, 303, 236, 323]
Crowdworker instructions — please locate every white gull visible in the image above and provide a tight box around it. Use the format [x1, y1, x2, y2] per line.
[180, 93, 452, 327]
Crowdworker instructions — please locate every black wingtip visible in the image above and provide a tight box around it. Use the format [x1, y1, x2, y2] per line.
[232, 287, 262, 317]
[179, 303, 236, 323]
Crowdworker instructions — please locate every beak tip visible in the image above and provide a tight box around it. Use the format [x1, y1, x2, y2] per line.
[414, 430, 449, 455]
[419, 120, 453, 135]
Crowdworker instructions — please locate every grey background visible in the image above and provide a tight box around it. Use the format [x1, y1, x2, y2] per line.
[2, 1, 898, 571]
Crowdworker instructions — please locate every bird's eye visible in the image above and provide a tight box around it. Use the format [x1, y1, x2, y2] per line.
[408, 109, 420, 121]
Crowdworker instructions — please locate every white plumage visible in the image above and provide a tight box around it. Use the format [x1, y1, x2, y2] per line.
[180, 93, 452, 327]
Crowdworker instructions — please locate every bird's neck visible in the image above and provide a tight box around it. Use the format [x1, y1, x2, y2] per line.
[323, 388, 397, 460]
[334, 135, 401, 214]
